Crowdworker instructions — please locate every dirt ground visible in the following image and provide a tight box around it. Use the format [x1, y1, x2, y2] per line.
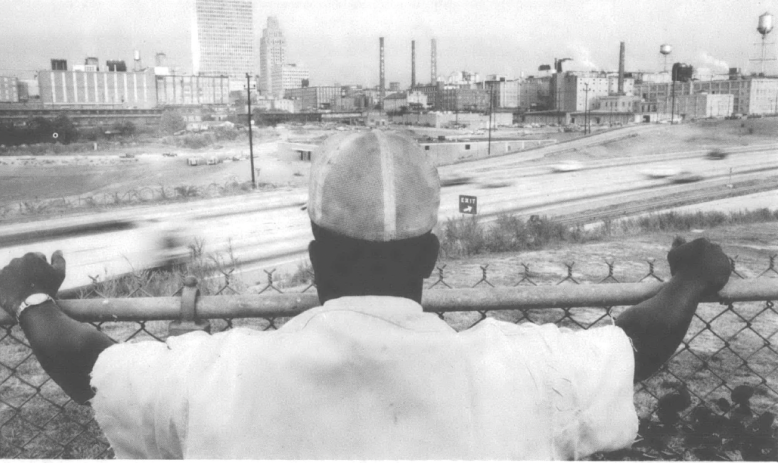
[0, 124, 334, 204]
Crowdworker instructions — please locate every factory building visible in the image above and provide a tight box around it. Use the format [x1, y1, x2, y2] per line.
[518, 77, 551, 111]
[271, 64, 309, 98]
[411, 83, 444, 110]
[481, 79, 520, 108]
[155, 74, 230, 106]
[440, 87, 490, 112]
[37, 69, 158, 109]
[635, 77, 778, 116]
[259, 16, 286, 96]
[191, 0, 254, 79]
[551, 72, 634, 112]
[382, 91, 428, 113]
[0, 76, 19, 103]
[284, 86, 341, 111]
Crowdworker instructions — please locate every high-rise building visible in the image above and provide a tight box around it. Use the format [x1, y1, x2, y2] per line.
[272, 63, 310, 98]
[191, 0, 254, 79]
[259, 16, 286, 96]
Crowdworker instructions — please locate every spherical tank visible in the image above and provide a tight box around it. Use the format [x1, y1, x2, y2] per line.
[757, 12, 774, 36]
[660, 44, 672, 55]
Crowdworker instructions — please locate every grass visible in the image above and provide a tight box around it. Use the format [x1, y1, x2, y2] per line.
[1, 180, 277, 222]
[439, 208, 778, 258]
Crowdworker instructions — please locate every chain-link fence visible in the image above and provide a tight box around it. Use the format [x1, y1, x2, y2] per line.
[1, 256, 776, 459]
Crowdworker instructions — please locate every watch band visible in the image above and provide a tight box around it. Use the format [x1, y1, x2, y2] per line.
[16, 293, 54, 321]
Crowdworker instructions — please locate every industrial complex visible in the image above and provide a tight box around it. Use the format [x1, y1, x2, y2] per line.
[0, 5, 776, 132]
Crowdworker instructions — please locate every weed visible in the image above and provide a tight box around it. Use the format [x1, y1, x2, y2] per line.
[174, 185, 200, 198]
[281, 259, 315, 288]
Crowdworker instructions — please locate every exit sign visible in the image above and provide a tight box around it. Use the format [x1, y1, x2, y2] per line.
[459, 195, 477, 214]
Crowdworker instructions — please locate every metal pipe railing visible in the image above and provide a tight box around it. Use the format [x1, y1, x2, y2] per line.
[1, 279, 775, 326]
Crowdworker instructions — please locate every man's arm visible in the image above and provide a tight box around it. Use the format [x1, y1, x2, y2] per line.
[0, 252, 115, 405]
[615, 238, 731, 382]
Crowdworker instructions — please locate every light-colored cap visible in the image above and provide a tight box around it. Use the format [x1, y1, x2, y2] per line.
[308, 130, 440, 241]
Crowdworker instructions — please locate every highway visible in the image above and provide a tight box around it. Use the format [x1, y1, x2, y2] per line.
[2, 129, 777, 291]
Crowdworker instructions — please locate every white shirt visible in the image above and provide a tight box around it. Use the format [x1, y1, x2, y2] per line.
[90, 296, 638, 459]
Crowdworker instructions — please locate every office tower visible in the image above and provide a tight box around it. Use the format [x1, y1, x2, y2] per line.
[191, 0, 254, 78]
[260, 16, 286, 95]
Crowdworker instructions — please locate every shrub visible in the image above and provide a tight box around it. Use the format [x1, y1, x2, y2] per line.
[159, 110, 186, 134]
[51, 114, 79, 144]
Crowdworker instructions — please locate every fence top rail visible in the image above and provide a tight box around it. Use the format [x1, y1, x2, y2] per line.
[1, 279, 775, 325]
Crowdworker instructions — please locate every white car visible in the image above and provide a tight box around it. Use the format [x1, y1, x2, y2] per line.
[551, 160, 584, 172]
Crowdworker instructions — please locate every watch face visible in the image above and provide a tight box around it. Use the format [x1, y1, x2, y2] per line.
[25, 294, 50, 305]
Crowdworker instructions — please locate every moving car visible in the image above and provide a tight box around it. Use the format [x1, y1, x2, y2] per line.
[551, 160, 584, 172]
[669, 170, 704, 184]
[707, 148, 727, 160]
[642, 166, 681, 178]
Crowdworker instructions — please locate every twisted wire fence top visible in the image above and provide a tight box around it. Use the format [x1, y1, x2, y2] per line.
[1, 256, 776, 459]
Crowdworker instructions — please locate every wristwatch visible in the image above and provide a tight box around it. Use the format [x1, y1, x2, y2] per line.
[16, 293, 54, 321]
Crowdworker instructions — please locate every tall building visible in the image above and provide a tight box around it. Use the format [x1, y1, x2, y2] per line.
[259, 16, 286, 96]
[271, 63, 309, 98]
[191, 0, 254, 79]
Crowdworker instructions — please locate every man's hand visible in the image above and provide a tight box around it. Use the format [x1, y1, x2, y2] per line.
[667, 237, 731, 296]
[0, 251, 66, 317]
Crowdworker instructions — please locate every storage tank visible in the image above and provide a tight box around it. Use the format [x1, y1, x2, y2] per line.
[758, 12, 774, 36]
[671, 63, 693, 82]
[660, 44, 672, 55]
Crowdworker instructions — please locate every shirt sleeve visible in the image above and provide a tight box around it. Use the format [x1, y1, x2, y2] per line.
[89, 331, 212, 459]
[549, 325, 639, 459]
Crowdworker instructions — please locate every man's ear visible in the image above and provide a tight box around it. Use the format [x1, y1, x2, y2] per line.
[417, 233, 440, 278]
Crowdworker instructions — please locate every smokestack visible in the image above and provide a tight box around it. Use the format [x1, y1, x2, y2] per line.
[618, 41, 625, 95]
[380, 37, 385, 110]
[431, 39, 437, 84]
[411, 40, 416, 88]
[134, 50, 141, 71]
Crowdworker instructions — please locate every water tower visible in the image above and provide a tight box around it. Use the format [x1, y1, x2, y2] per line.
[660, 44, 672, 72]
[757, 12, 774, 74]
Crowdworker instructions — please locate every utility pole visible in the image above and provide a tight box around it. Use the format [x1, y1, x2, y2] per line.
[487, 82, 494, 156]
[583, 82, 591, 134]
[246, 73, 256, 189]
[670, 79, 676, 125]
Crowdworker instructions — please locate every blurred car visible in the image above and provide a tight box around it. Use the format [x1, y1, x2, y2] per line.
[706, 148, 727, 160]
[642, 166, 682, 178]
[669, 170, 704, 183]
[441, 175, 475, 187]
[551, 160, 584, 172]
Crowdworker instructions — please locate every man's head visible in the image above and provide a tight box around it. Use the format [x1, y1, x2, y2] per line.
[307, 130, 440, 304]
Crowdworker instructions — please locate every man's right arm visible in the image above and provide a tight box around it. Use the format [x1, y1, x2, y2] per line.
[18, 301, 115, 404]
[0, 252, 115, 405]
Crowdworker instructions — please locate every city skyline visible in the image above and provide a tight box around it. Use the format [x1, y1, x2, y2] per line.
[0, 0, 777, 86]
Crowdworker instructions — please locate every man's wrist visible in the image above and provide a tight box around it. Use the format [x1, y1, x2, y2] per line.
[17, 294, 55, 322]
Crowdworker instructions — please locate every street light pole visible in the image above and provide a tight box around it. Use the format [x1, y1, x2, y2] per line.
[246, 73, 256, 189]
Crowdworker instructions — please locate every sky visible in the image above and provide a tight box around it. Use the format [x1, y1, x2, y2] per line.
[1, 0, 777, 86]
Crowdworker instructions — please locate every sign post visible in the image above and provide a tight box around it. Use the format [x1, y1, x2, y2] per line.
[459, 195, 477, 214]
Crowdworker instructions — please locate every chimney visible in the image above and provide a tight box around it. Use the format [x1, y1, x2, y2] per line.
[431, 38, 437, 84]
[380, 37, 385, 109]
[618, 41, 625, 95]
[411, 40, 416, 88]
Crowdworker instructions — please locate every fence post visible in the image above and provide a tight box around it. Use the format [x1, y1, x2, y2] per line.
[168, 276, 211, 336]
